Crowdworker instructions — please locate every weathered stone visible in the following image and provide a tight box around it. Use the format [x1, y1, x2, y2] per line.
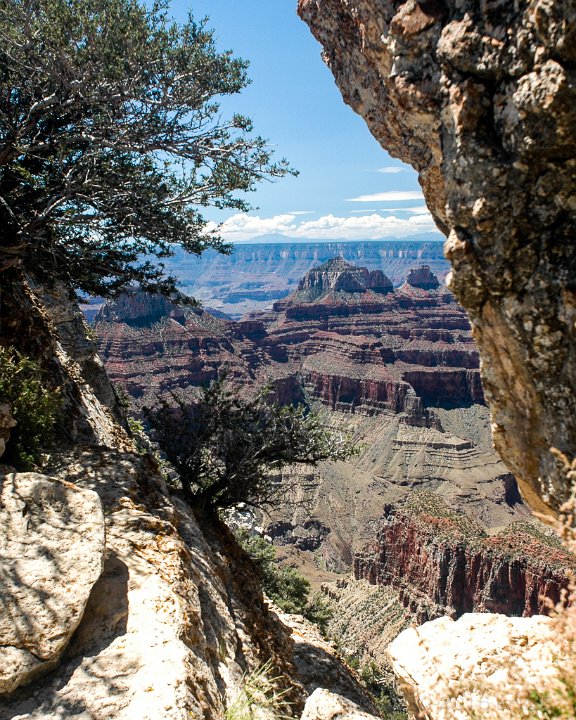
[388, 613, 560, 719]
[0, 472, 105, 694]
[0, 402, 16, 458]
[297, 0, 576, 512]
[354, 494, 573, 622]
[301, 688, 380, 720]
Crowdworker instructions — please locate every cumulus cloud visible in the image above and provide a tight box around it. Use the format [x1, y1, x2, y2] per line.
[347, 190, 424, 202]
[212, 211, 438, 242]
[374, 166, 405, 174]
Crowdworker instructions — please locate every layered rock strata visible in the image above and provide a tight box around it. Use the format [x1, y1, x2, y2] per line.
[297, 0, 576, 512]
[96, 261, 481, 421]
[354, 493, 572, 622]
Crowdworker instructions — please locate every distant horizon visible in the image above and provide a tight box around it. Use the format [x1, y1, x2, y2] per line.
[198, 232, 446, 248]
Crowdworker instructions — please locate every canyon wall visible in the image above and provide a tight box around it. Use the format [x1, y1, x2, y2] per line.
[297, 0, 576, 513]
[165, 238, 448, 317]
[353, 494, 572, 623]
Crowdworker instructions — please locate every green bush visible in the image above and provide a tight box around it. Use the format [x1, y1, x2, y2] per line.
[0, 347, 61, 469]
[237, 530, 333, 634]
[145, 380, 355, 512]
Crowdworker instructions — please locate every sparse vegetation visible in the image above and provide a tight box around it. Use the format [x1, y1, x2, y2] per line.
[145, 380, 354, 512]
[225, 660, 291, 720]
[0, 346, 61, 469]
[236, 530, 334, 634]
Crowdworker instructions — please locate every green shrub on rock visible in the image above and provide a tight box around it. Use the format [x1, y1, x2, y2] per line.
[236, 530, 333, 634]
[0, 347, 61, 469]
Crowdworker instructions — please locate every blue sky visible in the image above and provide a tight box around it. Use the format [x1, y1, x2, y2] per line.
[170, 1, 442, 243]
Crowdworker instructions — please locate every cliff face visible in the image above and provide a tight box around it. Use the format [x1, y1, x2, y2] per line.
[353, 494, 572, 623]
[297, 0, 576, 512]
[96, 262, 482, 421]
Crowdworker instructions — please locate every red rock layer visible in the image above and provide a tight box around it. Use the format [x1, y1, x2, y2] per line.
[354, 497, 572, 623]
[96, 262, 481, 420]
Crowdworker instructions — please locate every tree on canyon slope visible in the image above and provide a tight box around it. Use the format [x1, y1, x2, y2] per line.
[145, 381, 354, 512]
[0, 0, 292, 296]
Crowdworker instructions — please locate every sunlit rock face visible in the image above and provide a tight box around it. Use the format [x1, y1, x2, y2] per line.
[298, 0, 576, 512]
[354, 493, 572, 623]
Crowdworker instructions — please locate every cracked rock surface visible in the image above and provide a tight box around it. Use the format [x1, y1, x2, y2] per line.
[298, 0, 576, 512]
[0, 472, 105, 694]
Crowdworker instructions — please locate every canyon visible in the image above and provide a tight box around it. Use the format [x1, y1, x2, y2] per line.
[160, 237, 448, 317]
[298, 0, 576, 515]
[96, 258, 573, 636]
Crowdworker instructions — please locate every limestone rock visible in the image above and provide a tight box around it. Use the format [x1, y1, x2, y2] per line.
[275, 610, 377, 712]
[388, 613, 559, 720]
[301, 688, 380, 720]
[298, 0, 576, 512]
[0, 402, 16, 458]
[0, 471, 105, 694]
[0, 451, 305, 720]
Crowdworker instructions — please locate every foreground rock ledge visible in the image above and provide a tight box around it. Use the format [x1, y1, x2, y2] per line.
[388, 613, 559, 719]
[298, 0, 576, 512]
[0, 472, 105, 694]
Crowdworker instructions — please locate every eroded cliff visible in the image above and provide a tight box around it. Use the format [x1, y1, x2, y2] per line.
[0, 272, 376, 719]
[297, 0, 576, 512]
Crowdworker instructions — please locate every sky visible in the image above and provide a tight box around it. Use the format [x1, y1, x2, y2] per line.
[170, 1, 442, 243]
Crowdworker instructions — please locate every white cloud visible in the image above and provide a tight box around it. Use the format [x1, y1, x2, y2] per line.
[286, 210, 315, 216]
[379, 205, 430, 215]
[348, 190, 424, 202]
[374, 166, 405, 174]
[213, 211, 438, 242]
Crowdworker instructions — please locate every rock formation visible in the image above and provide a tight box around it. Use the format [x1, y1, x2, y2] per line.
[161, 239, 449, 317]
[353, 493, 572, 622]
[297, 0, 576, 513]
[97, 261, 481, 419]
[0, 472, 105, 694]
[388, 613, 561, 720]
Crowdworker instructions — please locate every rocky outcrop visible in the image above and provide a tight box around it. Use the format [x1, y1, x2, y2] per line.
[297, 0, 576, 511]
[0, 472, 105, 694]
[301, 689, 379, 720]
[96, 262, 481, 421]
[406, 266, 439, 290]
[388, 613, 560, 720]
[296, 257, 393, 299]
[162, 240, 449, 317]
[354, 494, 573, 622]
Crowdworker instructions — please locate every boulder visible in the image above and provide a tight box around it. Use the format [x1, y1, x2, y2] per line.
[0, 472, 105, 694]
[388, 613, 560, 719]
[301, 688, 380, 720]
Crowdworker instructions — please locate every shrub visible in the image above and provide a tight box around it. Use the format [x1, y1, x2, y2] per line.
[237, 530, 334, 634]
[0, 346, 61, 469]
[145, 380, 354, 512]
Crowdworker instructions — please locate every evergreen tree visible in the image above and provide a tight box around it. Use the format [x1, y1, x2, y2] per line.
[0, 0, 292, 295]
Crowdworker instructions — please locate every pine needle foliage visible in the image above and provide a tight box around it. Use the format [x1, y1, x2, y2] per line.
[145, 380, 354, 513]
[0, 0, 293, 295]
